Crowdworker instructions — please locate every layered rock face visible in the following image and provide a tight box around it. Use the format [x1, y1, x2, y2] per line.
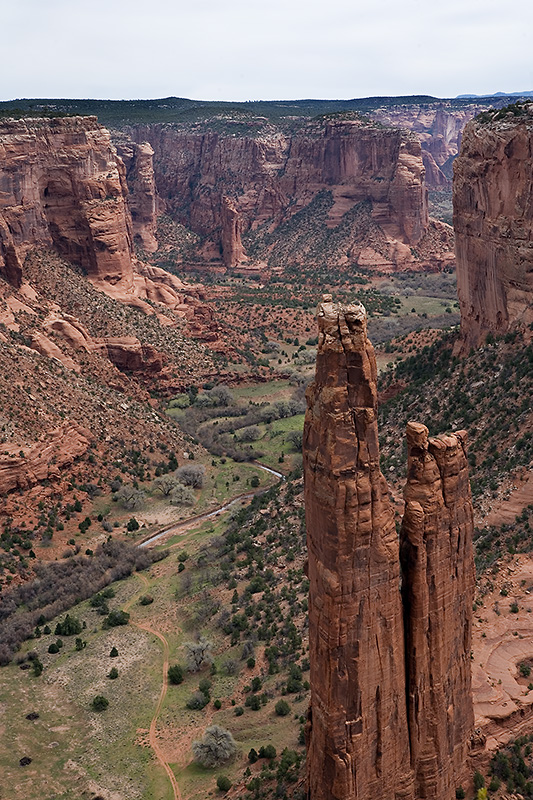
[303, 297, 414, 800]
[453, 110, 533, 349]
[372, 103, 483, 188]
[113, 135, 158, 252]
[0, 116, 134, 287]
[0, 423, 91, 495]
[401, 422, 475, 799]
[126, 119, 429, 270]
[304, 297, 475, 800]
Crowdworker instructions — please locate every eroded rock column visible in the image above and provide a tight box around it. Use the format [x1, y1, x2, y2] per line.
[401, 422, 475, 799]
[304, 295, 414, 800]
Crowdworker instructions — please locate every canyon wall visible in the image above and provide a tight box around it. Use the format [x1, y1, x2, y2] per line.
[0, 116, 135, 288]
[125, 119, 430, 270]
[372, 103, 484, 188]
[304, 297, 475, 800]
[453, 107, 533, 349]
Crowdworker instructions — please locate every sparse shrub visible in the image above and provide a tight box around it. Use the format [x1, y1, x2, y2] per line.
[176, 463, 206, 488]
[170, 483, 196, 506]
[153, 474, 180, 496]
[187, 691, 209, 710]
[114, 486, 146, 511]
[91, 695, 109, 712]
[192, 725, 236, 767]
[185, 637, 213, 672]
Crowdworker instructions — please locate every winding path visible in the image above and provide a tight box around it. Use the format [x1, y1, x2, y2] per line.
[126, 573, 182, 800]
[127, 462, 284, 798]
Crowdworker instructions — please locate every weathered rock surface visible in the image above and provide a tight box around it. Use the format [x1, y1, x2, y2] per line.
[0, 423, 92, 495]
[401, 422, 475, 799]
[126, 119, 430, 271]
[113, 135, 158, 252]
[453, 109, 533, 349]
[372, 102, 484, 187]
[304, 298, 475, 800]
[303, 296, 414, 800]
[0, 116, 134, 287]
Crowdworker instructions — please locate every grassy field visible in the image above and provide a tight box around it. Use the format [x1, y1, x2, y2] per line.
[0, 471, 309, 800]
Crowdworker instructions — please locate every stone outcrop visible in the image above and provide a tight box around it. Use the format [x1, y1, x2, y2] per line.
[453, 107, 533, 349]
[304, 297, 475, 800]
[303, 296, 414, 800]
[126, 118, 430, 271]
[0, 423, 92, 495]
[0, 116, 135, 287]
[113, 135, 158, 252]
[401, 422, 475, 799]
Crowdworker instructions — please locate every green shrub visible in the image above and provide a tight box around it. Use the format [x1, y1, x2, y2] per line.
[109, 646, 119, 657]
[108, 667, 119, 679]
[91, 695, 109, 711]
[139, 595, 153, 605]
[168, 664, 184, 685]
[103, 610, 130, 628]
[275, 699, 290, 716]
[216, 775, 232, 792]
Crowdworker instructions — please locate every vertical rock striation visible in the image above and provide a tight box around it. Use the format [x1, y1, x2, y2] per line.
[453, 106, 533, 349]
[0, 116, 134, 287]
[303, 296, 414, 800]
[304, 298, 475, 800]
[401, 422, 475, 799]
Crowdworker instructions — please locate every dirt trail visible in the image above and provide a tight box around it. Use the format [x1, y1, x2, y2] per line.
[126, 573, 182, 800]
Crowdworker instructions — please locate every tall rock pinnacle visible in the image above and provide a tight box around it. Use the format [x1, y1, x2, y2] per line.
[304, 297, 475, 800]
[401, 422, 475, 799]
[303, 295, 414, 800]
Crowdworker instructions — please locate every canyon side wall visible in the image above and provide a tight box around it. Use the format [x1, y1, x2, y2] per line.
[401, 422, 475, 799]
[373, 103, 483, 188]
[453, 108, 533, 349]
[303, 296, 414, 800]
[0, 116, 135, 288]
[125, 119, 429, 269]
[304, 297, 475, 800]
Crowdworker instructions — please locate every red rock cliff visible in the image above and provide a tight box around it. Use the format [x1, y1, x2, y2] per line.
[453, 108, 533, 349]
[303, 296, 414, 800]
[0, 116, 134, 287]
[401, 422, 475, 799]
[372, 102, 485, 188]
[113, 134, 159, 252]
[126, 119, 429, 270]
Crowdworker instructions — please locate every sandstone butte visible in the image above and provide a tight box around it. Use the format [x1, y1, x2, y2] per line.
[303, 296, 475, 800]
[124, 118, 434, 271]
[454, 106, 533, 350]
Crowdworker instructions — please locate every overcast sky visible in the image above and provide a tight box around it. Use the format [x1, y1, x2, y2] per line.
[1, 0, 532, 102]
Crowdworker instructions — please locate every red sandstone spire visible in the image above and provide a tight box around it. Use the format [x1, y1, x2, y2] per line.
[304, 295, 414, 800]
